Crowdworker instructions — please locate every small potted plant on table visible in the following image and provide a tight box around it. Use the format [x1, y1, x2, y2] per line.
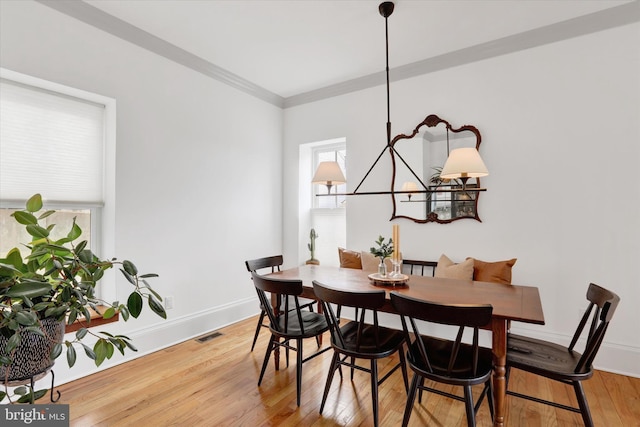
[370, 235, 394, 277]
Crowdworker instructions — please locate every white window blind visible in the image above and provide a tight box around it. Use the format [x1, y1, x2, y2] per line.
[0, 78, 105, 205]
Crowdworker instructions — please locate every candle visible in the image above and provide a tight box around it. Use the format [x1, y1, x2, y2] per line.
[396, 225, 400, 261]
[392, 224, 399, 262]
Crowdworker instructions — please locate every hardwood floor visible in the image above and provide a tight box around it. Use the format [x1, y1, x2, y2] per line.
[56, 316, 640, 426]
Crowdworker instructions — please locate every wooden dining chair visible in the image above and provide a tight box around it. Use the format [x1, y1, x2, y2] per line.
[245, 255, 283, 351]
[506, 282, 620, 427]
[390, 292, 494, 427]
[402, 259, 437, 277]
[312, 281, 408, 427]
[251, 272, 330, 406]
[245, 255, 316, 351]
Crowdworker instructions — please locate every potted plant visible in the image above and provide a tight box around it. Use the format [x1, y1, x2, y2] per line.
[0, 194, 166, 403]
[370, 235, 394, 277]
[305, 228, 320, 265]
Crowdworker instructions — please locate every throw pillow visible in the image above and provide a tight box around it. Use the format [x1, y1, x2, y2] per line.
[468, 257, 517, 284]
[434, 254, 474, 280]
[338, 247, 363, 269]
[360, 251, 394, 273]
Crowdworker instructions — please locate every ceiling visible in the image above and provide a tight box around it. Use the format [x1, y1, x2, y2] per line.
[45, 1, 637, 105]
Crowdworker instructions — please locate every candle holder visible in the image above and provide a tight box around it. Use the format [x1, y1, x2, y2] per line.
[390, 258, 403, 279]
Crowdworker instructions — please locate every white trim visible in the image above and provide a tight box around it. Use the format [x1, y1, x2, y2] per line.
[33, 1, 639, 109]
[0, 67, 117, 301]
[1, 68, 114, 107]
[284, 2, 640, 107]
[36, 0, 283, 108]
[49, 297, 260, 386]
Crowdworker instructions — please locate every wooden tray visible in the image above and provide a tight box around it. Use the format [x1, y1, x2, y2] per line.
[368, 273, 409, 286]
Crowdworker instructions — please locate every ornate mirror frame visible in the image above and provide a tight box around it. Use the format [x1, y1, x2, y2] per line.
[389, 114, 483, 224]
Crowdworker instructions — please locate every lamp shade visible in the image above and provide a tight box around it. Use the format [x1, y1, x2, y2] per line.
[401, 181, 419, 193]
[440, 148, 489, 179]
[312, 161, 346, 185]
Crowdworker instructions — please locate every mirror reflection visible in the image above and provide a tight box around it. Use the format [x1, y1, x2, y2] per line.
[390, 115, 483, 223]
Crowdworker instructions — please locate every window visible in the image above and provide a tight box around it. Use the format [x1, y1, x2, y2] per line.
[298, 139, 346, 267]
[0, 68, 115, 299]
[313, 144, 347, 209]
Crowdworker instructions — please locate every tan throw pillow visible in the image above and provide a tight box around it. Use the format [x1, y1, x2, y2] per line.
[360, 251, 394, 273]
[434, 254, 474, 280]
[468, 257, 517, 284]
[338, 247, 363, 269]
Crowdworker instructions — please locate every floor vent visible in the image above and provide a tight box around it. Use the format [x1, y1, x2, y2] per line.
[196, 331, 222, 343]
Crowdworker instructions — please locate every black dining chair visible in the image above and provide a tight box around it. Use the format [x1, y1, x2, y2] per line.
[245, 255, 316, 351]
[402, 259, 437, 277]
[251, 271, 330, 406]
[506, 282, 620, 427]
[312, 281, 408, 427]
[390, 292, 494, 427]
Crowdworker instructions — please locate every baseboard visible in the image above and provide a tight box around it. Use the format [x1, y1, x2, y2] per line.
[380, 314, 640, 378]
[28, 297, 260, 390]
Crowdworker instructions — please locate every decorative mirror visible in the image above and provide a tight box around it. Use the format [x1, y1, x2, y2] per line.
[390, 114, 484, 224]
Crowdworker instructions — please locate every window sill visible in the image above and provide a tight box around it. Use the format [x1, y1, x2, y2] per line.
[65, 306, 119, 333]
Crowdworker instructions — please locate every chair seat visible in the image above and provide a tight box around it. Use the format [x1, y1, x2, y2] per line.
[507, 333, 593, 382]
[408, 336, 493, 386]
[273, 311, 328, 339]
[334, 321, 405, 358]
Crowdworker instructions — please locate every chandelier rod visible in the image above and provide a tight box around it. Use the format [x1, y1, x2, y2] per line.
[352, 2, 395, 195]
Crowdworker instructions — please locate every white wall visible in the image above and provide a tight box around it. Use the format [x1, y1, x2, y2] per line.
[1, 0, 638, 385]
[284, 23, 640, 376]
[1, 0, 283, 384]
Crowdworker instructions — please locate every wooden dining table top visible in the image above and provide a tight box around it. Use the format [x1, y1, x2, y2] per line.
[272, 264, 545, 325]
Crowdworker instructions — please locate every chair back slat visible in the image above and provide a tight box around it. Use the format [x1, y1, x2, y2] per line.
[448, 326, 465, 375]
[312, 281, 386, 351]
[404, 316, 433, 372]
[570, 283, 620, 373]
[391, 292, 492, 377]
[251, 271, 304, 334]
[403, 259, 437, 277]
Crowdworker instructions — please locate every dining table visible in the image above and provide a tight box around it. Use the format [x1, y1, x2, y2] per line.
[267, 264, 545, 427]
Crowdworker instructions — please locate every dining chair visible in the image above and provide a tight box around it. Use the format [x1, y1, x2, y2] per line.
[506, 282, 620, 427]
[402, 259, 437, 277]
[245, 255, 283, 351]
[390, 292, 494, 427]
[245, 255, 316, 351]
[250, 271, 330, 406]
[312, 281, 408, 427]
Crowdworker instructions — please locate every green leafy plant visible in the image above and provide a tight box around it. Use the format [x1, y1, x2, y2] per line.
[430, 165, 461, 186]
[0, 194, 166, 402]
[369, 235, 394, 260]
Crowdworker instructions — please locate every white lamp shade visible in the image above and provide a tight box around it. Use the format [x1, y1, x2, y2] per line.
[401, 181, 419, 193]
[440, 147, 489, 179]
[312, 161, 346, 184]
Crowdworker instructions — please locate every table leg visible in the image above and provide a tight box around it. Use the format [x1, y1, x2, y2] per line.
[316, 300, 324, 346]
[270, 293, 280, 370]
[491, 318, 508, 427]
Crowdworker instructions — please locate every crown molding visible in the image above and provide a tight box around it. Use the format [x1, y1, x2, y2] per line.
[36, 1, 639, 110]
[36, 0, 285, 108]
[284, 1, 640, 108]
